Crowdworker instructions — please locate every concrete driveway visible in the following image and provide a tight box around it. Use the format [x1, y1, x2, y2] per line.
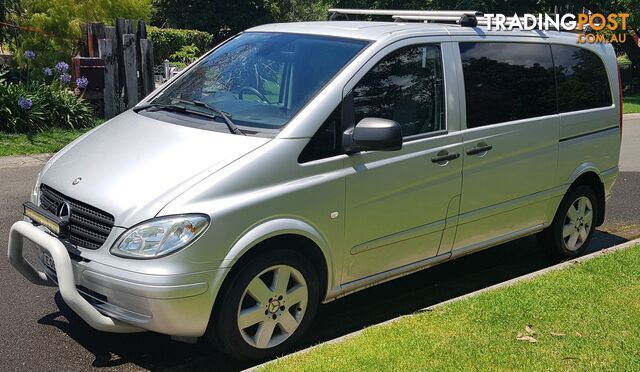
[1, 116, 639, 371]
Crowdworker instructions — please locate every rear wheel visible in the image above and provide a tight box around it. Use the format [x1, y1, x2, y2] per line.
[209, 249, 319, 361]
[540, 185, 597, 258]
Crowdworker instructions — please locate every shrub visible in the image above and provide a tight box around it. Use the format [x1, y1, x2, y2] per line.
[0, 82, 95, 133]
[148, 26, 214, 65]
[11, 0, 153, 78]
[169, 44, 200, 65]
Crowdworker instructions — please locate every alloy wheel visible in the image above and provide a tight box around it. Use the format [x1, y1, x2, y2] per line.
[562, 196, 593, 251]
[237, 264, 308, 349]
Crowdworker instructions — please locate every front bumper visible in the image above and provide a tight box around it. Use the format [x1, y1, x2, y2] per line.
[8, 221, 226, 337]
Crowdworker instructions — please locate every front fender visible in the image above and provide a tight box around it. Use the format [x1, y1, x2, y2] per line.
[219, 218, 335, 291]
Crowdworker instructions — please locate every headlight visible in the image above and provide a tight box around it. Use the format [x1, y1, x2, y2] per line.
[111, 215, 210, 259]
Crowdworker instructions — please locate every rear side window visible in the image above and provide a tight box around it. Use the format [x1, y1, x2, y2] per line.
[552, 45, 612, 113]
[352, 44, 445, 138]
[459, 42, 555, 128]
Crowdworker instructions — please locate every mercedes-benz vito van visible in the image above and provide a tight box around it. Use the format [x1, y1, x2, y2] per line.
[8, 9, 622, 360]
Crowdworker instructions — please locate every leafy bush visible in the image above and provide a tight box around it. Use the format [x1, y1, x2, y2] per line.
[169, 44, 200, 65]
[0, 82, 95, 133]
[148, 26, 214, 65]
[11, 0, 153, 77]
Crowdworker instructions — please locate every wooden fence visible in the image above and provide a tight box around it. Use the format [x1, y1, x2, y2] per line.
[72, 19, 155, 118]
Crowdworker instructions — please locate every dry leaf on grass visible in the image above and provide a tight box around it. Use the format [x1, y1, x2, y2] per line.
[525, 325, 536, 335]
[516, 335, 538, 343]
[575, 332, 583, 337]
[551, 332, 566, 337]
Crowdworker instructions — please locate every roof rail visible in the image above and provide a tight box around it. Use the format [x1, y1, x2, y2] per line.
[327, 8, 483, 21]
[327, 9, 581, 31]
[391, 13, 583, 32]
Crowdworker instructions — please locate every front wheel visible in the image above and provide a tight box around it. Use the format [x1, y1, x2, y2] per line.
[209, 249, 320, 361]
[540, 185, 597, 258]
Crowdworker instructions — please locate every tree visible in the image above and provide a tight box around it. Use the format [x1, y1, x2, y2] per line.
[0, 0, 21, 46]
[152, 0, 272, 39]
[11, 0, 153, 74]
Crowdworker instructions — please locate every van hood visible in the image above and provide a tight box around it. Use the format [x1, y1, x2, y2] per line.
[40, 110, 270, 227]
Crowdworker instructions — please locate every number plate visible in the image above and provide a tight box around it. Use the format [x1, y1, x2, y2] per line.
[41, 251, 56, 272]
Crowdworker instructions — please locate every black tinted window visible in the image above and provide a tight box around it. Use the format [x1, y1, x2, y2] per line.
[352, 45, 445, 138]
[552, 45, 612, 112]
[460, 42, 555, 128]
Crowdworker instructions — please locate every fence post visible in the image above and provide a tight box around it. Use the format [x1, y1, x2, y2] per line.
[140, 39, 155, 97]
[122, 34, 138, 108]
[164, 59, 170, 82]
[98, 39, 116, 119]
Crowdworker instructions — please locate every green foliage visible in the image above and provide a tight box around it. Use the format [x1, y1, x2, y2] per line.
[148, 26, 214, 65]
[0, 0, 21, 44]
[265, 0, 334, 22]
[151, 0, 272, 36]
[11, 0, 153, 74]
[169, 44, 200, 65]
[0, 82, 95, 133]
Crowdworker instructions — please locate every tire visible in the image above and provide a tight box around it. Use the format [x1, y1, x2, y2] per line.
[208, 249, 320, 361]
[539, 185, 598, 258]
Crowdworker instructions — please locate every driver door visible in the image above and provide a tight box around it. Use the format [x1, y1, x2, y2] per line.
[342, 41, 463, 285]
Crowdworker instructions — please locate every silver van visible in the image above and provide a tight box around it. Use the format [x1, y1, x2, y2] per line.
[8, 9, 622, 360]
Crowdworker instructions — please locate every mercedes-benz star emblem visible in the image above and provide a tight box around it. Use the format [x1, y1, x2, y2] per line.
[56, 201, 72, 221]
[268, 300, 281, 314]
[72, 177, 82, 185]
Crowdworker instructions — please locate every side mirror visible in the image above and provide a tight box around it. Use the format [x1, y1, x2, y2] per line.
[344, 118, 402, 153]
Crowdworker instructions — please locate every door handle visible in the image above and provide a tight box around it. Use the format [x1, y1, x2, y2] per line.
[466, 144, 493, 156]
[431, 152, 460, 164]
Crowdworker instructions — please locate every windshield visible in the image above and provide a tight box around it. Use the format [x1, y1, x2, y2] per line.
[150, 32, 369, 132]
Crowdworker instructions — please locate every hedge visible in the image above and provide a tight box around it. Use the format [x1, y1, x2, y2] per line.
[147, 26, 215, 65]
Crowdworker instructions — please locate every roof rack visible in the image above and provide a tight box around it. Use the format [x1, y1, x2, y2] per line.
[327, 8, 483, 27]
[327, 9, 581, 32]
[327, 9, 482, 18]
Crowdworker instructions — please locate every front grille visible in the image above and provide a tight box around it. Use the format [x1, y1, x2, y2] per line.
[39, 184, 115, 249]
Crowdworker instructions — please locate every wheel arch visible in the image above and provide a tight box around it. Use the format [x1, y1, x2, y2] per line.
[567, 165, 606, 227]
[221, 218, 334, 300]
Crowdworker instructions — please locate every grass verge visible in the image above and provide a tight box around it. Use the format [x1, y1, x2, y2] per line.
[264, 245, 640, 371]
[624, 94, 640, 114]
[0, 125, 99, 157]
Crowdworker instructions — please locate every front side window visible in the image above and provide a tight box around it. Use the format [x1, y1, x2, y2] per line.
[151, 32, 368, 132]
[352, 44, 445, 138]
[552, 45, 612, 113]
[460, 42, 556, 128]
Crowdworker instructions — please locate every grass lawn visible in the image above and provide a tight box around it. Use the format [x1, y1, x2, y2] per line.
[624, 95, 640, 114]
[0, 126, 98, 157]
[265, 246, 640, 371]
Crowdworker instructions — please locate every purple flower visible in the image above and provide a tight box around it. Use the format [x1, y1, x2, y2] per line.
[42, 67, 52, 76]
[55, 61, 69, 74]
[24, 50, 36, 60]
[18, 97, 33, 110]
[59, 73, 72, 84]
[75, 76, 89, 89]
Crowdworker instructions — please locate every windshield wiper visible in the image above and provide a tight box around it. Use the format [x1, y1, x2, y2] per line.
[133, 100, 246, 136]
[133, 102, 189, 114]
[173, 99, 246, 136]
